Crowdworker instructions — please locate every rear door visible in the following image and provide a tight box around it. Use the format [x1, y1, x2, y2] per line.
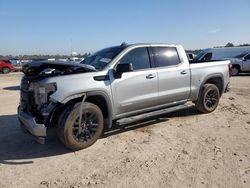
[151, 46, 191, 105]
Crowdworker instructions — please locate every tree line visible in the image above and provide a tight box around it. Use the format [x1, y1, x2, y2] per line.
[187, 42, 250, 54]
[215, 42, 250, 48]
[0, 53, 91, 61]
[1, 43, 250, 60]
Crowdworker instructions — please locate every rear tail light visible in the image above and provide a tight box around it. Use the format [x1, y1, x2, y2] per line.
[229, 64, 233, 77]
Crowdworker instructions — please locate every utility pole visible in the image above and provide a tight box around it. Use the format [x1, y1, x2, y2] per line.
[70, 38, 72, 57]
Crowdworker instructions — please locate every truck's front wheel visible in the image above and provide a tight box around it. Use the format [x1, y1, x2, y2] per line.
[195, 84, 220, 113]
[58, 102, 104, 151]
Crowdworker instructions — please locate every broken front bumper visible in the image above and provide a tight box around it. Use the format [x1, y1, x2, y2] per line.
[18, 108, 47, 137]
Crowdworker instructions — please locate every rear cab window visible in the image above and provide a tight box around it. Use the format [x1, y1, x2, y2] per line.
[151, 47, 181, 67]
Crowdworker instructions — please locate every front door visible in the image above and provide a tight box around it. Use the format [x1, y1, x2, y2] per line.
[110, 47, 158, 115]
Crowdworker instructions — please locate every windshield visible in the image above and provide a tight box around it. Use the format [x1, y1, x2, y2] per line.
[80, 47, 124, 70]
[234, 52, 249, 58]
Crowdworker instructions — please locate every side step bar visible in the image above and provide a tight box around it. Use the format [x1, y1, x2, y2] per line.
[116, 103, 194, 126]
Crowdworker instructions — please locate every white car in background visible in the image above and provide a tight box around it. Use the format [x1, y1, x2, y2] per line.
[194, 46, 250, 61]
[226, 52, 250, 75]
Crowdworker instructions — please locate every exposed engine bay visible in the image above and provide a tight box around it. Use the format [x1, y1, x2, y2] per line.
[20, 61, 95, 124]
[22, 61, 96, 81]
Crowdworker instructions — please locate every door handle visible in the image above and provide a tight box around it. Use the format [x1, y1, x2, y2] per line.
[180, 70, 187, 75]
[146, 74, 156, 79]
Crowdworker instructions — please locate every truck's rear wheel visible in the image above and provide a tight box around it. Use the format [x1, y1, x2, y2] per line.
[58, 102, 104, 151]
[195, 84, 220, 113]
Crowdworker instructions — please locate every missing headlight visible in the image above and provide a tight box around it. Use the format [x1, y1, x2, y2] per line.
[29, 83, 57, 106]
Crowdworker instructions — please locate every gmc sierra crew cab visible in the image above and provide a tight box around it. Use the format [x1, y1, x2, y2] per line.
[18, 43, 231, 150]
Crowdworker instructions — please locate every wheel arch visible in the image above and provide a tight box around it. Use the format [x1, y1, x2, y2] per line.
[198, 74, 224, 99]
[48, 91, 113, 129]
[1, 66, 10, 73]
[231, 64, 241, 71]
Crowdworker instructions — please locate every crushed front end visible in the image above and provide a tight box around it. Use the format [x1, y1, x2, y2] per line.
[18, 75, 57, 138]
[18, 60, 96, 139]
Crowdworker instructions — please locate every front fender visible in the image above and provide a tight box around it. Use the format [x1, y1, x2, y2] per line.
[50, 90, 114, 128]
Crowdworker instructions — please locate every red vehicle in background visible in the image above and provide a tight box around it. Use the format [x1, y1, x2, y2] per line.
[0, 60, 14, 74]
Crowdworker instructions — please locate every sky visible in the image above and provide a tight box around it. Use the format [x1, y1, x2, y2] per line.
[0, 0, 250, 55]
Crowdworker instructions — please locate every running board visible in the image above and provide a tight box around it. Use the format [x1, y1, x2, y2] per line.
[116, 103, 194, 126]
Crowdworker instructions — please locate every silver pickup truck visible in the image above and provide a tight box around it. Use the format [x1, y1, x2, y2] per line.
[18, 43, 231, 150]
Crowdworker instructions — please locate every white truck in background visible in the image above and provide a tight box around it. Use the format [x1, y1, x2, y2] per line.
[194, 46, 250, 61]
[226, 52, 250, 75]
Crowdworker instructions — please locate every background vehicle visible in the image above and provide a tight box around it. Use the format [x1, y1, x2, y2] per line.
[9, 58, 21, 66]
[0, 60, 14, 74]
[193, 46, 250, 61]
[9, 58, 23, 72]
[227, 52, 250, 75]
[186, 53, 196, 60]
[18, 43, 231, 150]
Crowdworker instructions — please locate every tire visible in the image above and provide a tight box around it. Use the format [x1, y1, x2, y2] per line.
[2, 67, 10, 74]
[57, 102, 104, 151]
[195, 84, 220, 113]
[232, 66, 239, 76]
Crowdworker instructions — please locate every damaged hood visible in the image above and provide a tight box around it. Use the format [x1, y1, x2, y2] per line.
[22, 61, 96, 80]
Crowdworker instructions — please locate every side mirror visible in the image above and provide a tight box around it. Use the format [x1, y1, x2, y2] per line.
[116, 63, 133, 73]
[243, 57, 247, 61]
[114, 63, 133, 78]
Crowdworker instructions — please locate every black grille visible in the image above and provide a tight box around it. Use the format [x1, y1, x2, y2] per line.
[20, 76, 29, 108]
[20, 76, 36, 113]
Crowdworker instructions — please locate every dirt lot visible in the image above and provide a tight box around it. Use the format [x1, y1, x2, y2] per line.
[0, 72, 250, 188]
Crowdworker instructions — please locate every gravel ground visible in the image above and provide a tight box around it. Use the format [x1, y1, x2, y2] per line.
[0, 72, 250, 188]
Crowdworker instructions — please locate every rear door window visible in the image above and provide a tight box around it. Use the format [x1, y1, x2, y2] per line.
[152, 47, 181, 67]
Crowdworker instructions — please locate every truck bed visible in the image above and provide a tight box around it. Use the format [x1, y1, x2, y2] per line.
[189, 59, 226, 64]
[189, 60, 230, 101]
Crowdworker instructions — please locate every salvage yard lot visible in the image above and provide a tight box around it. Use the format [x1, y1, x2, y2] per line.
[0, 72, 250, 188]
